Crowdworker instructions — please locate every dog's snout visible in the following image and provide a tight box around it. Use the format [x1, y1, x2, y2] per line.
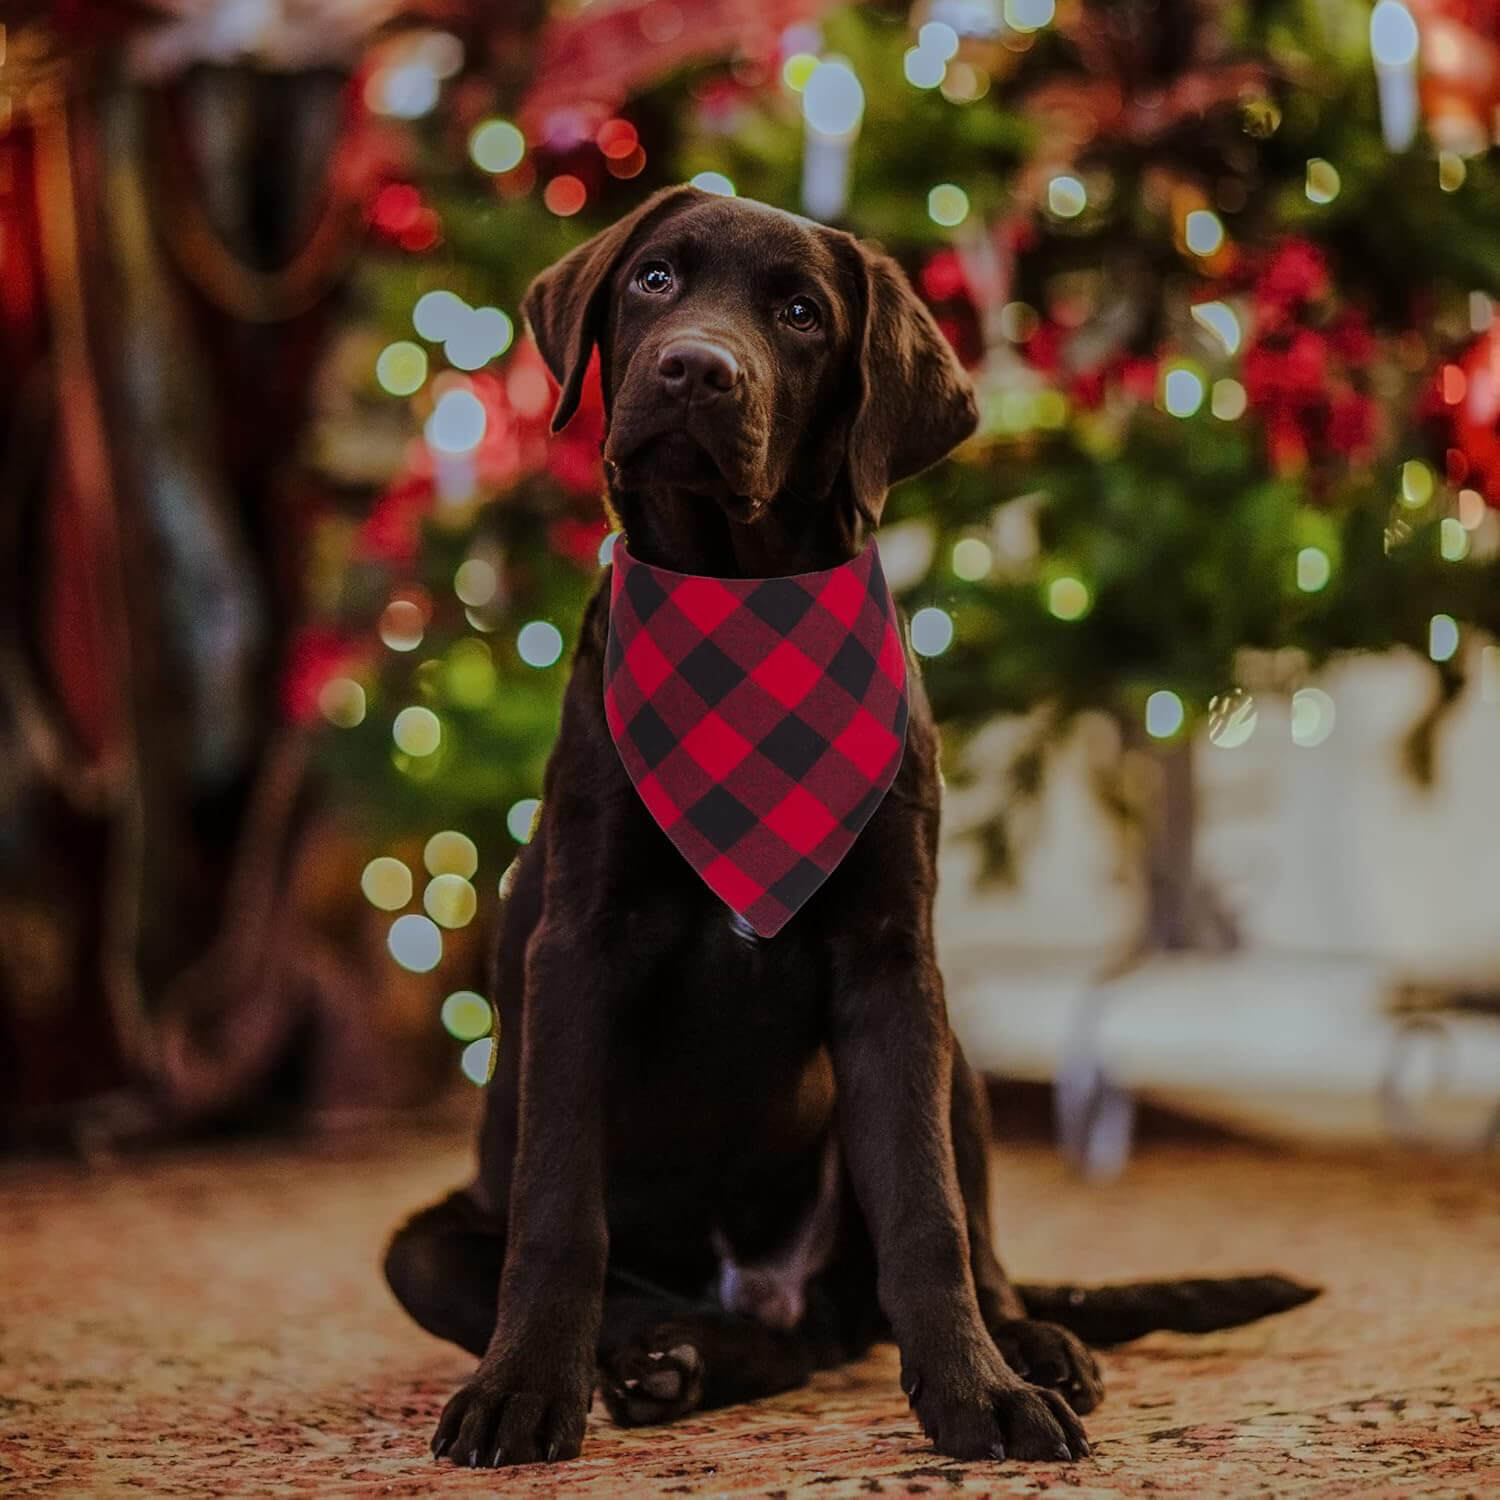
[657, 339, 740, 397]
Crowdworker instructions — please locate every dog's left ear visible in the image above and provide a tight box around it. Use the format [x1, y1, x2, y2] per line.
[522, 185, 700, 433]
[834, 236, 979, 524]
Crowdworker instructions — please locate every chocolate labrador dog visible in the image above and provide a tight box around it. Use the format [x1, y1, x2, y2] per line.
[383, 186, 1316, 1469]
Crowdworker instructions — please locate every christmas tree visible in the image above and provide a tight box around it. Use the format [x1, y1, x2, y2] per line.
[296, 0, 1500, 1077]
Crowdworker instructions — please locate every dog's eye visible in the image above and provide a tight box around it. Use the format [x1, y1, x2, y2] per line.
[636, 262, 674, 294]
[781, 296, 821, 332]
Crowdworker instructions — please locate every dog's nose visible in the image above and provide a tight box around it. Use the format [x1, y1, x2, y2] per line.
[657, 339, 740, 397]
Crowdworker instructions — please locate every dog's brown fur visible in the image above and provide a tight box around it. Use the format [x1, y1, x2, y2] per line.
[383, 188, 1317, 1470]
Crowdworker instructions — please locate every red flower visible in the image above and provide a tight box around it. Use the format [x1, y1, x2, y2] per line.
[1254, 239, 1329, 317]
[921, 249, 967, 303]
[1328, 389, 1377, 459]
[1024, 321, 1064, 375]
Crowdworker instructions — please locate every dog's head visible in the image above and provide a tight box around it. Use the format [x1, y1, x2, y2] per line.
[522, 187, 977, 561]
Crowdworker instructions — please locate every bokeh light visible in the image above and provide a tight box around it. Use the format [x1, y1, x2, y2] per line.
[1162, 366, 1205, 417]
[910, 606, 955, 656]
[424, 830, 478, 878]
[388, 913, 443, 972]
[782, 52, 819, 92]
[904, 47, 946, 89]
[543, 175, 587, 216]
[454, 558, 497, 607]
[507, 798, 541, 843]
[1047, 576, 1090, 620]
[425, 388, 487, 454]
[393, 706, 442, 757]
[1291, 687, 1336, 747]
[1046, 175, 1087, 219]
[376, 341, 428, 396]
[1212, 378, 1248, 420]
[318, 677, 366, 728]
[424, 873, 477, 929]
[379, 598, 424, 652]
[802, 60, 864, 137]
[413, 289, 467, 342]
[442, 990, 492, 1041]
[690, 171, 735, 196]
[927, 184, 970, 227]
[1145, 690, 1186, 739]
[460, 1037, 494, 1085]
[1440, 517, 1470, 561]
[1208, 690, 1258, 749]
[469, 118, 525, 173]
[361, 856, 413, 912]
[1305, 158, 1341, 204]
[1429, 613, 1459, 662]
[1296, 547, 1332, 592]
[517, 620, 564, 668]
[951, 537, 993, 580]
[1184, 210, 1225, 256]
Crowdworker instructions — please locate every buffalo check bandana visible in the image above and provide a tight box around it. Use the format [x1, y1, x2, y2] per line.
[604, 539, 909, 938]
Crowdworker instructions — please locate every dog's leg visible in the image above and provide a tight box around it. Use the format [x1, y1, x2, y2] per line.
[383, 1189, 504, 1357]
[827, 924, 1090, 1462]
[950, 1046, 1105, 1415]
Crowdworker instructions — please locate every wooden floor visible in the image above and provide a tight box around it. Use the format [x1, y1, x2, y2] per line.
[4, 1122, 1498, 1497]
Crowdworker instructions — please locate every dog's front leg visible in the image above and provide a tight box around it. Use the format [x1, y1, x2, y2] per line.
[828, 927, 1091, 1463]
[431, 909, 609, 1468]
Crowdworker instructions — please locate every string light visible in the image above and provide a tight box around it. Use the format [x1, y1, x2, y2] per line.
[454, 558, 497, 607]
[782, 52, 819, 92]
[1047, 576, 1090, 620]
[516, 621, 564, 668]
[318, 677, 366, 728]
[1429, 613, 1459, 661]
[904, 47, 946, 89]
[376, 341, 428, 396]
[469, 119, 525, 173]
[1440, 517, 1471, 561]
[917, 22, 959, 59]
[1184, 209, 1225, 256]
[508, 798, 541, 843]
[927, 183, 969, 227]
[1005, 0, 1056, 29]
[1191, 301, 1241, 354]
[544, 175, 587, 216]
[393, 706, 442, 756]
[413, 289, 467, 342]
[1162, 366, 1205, 417]
[691, 171, 735, 196]
[460, 1037, 494, 1086]
[424, 873, 478, 929]
[1211, 379, 1248, 420]
[425, 389, 487, 454]
[1145, 690, 1185, 739]
[379, 598, 424, 652]
[1291, 687, 1335, 746]
[910, 607, 955, 656]
[444, 308, 513, 371]
[388, 913, 443, 972]
[1400, 459, 1434, 508]
[425, 830, 478, 879]
[1296, 547, 1332, 591]
[1046, 175, 1086, 219]
[442, 991, 492, 1041]
[362, 856, 413, 911]
[951, 537, 993, 580]
[1208, 690, 1258, 749]
[1305, 158, 1341, 204]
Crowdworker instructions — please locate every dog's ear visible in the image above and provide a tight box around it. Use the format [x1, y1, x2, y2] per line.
[522, 185, 700, 432]
[836, 237, 978, 524]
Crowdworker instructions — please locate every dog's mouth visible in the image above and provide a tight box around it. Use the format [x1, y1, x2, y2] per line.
[605, 415, 768, 518]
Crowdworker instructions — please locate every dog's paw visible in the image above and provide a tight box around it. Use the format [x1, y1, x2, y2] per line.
[987, 1318, 1104, 1414]
[431, 1363, 590, 1468]
[599, 1328, 705, 1426]
[902, 1353, 1091, 1462]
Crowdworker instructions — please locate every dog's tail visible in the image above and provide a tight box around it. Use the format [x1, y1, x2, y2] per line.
[1014, 1274, 1320, 1347]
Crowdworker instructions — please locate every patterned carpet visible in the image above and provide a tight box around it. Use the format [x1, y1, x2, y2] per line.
[3, 1123, 1498, 1497]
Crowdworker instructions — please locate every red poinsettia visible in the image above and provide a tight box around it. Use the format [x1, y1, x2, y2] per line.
[1444, 324, 1500, 506]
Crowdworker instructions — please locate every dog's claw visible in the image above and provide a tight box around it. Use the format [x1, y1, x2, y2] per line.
[990, 1441, 1006, 1461]
[546, 1440, 560, 1463]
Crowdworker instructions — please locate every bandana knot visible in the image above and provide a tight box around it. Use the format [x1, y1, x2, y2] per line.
[603, 540, 908, 937]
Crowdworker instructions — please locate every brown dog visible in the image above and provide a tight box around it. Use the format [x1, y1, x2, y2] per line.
[383, 187, 1317, 1470]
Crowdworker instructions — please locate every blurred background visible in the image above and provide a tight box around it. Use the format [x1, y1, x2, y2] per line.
[4, 0, 1500, 1165]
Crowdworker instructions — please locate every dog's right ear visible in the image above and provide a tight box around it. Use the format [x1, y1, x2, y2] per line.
[522, 185, 700, 432]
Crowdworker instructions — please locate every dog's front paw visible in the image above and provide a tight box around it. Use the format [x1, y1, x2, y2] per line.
[431, 1361, 590, 1468]
[902, 1352, 1091, 1462]
[988, 1318, 1104, 1414]
[599, 1327, 705, 1426]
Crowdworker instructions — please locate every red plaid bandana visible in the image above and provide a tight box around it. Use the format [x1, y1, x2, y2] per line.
[603, 540, 908, 938]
